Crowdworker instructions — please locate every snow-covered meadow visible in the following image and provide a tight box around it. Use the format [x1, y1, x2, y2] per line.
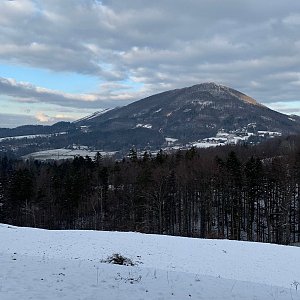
[1, 224, 300, 299]
[22, 148, 116, 161]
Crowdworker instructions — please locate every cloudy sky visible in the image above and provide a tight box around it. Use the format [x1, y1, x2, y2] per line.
[0, 0, 300, 127]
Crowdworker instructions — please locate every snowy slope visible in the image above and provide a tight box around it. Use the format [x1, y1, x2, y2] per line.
[73, 108, 113, 123]
[1, 224, 300, 299]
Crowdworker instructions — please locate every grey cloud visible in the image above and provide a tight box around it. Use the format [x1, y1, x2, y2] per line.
[0, 77, 137, 109]
[0, 111, 73, 128]
[0, 113, 37, 128]
[0, 0, 300, 113]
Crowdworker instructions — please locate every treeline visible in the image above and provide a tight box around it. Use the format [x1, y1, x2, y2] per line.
[0, 135, 300, 245]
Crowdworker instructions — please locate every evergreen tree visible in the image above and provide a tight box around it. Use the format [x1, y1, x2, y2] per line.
[129, 148, 138, 162]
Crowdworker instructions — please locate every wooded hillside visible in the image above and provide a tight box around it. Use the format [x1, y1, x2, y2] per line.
[1, 135, 300, 245]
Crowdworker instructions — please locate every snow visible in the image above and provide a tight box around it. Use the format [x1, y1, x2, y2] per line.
[190, 131, 257, 149]
[165, 137, 178, 143]
[136, 124, 152, 129]
[192, 142, 225, 148]
[1, 224, 300, 299]
[216, 131, 230, 137]
[0, 132, 67, 142]
[74, 108, 113, 123]
[258, 131, 282, 136]
[22, 148, 116, 161]
[229, 136, 250, 144]
[191, 100, 213, 107]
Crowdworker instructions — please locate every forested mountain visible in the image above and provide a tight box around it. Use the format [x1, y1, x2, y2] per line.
[1, 83, 300, 156]
[1, 134, 300, 245]
[75, 82, 300, 146]
[70, 82, 300, 150]
[0, 122, 74, 138]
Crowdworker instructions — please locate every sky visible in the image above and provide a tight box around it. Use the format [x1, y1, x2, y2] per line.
[0, 0, 300, 128]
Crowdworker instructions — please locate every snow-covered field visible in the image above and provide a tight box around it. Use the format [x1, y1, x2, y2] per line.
[0, 132, 67, 142]
[0, 134, 52, 142]
[1, 224, 300, 299]
[22, 148, 116, 161]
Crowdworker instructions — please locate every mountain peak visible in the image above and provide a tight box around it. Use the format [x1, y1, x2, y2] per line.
[187, 82, 262, 106]
[72, 82, 300, 151]
[198, 82, 224, 88]
[188, 82, 225, 91]
[1, 83, 299, 155]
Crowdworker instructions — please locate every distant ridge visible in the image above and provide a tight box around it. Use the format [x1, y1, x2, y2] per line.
[0, 82, 300, 153]
[72, 82, 300, 149]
